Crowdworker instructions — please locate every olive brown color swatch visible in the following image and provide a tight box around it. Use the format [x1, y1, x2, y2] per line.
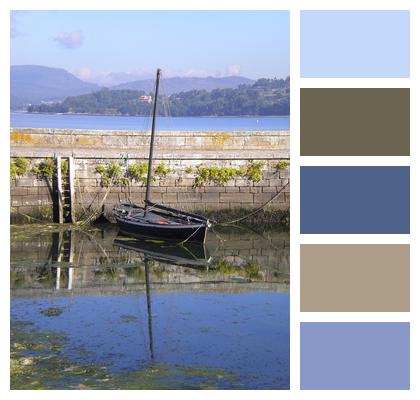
[300, 88, 410, 156]
[300, 244, 410, 312]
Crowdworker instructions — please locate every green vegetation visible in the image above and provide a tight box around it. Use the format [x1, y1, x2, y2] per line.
[194, 166, 241, 186]
[244, 263, 261, 279]
[245, 161, 265, 182]
[95, 161, 127, 187]
[96, 161, 173, 187]
[40, 307, 64, 317]
[61, 159, 69, 176]
[10, 157, 30, 178]
[213, 259, 262, 280]
[185, 166, 193, 174]
[126, 161, 148, 185]
[154, 162, 172, 178]
[32, 158, 56, 179]
[27, 77, 290, 116]
[11, 321, 237, 389]
[275, 160, 289, 172]
[27, 158, 69, 180]
[193, 161, 265, 187]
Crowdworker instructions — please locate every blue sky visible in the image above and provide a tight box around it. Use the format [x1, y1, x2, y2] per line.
[11, 10, 289, 85]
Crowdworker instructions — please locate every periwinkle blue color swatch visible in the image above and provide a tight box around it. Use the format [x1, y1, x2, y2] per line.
[300, 166, 410, 234]
[301, 322, 410, 390]
[300, 10, 410, 77]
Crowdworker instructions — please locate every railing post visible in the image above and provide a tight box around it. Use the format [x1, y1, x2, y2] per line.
[68, 156, 76, 223]
[55, 156, 63, 224]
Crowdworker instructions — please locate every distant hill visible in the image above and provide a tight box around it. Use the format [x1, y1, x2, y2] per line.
[112, 76, 255, 94]
[28, 77, 290, 117]
[11, 65, 257, 110]
[11, 65, 100, 109]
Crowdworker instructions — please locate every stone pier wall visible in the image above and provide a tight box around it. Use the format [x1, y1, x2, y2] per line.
[10, 128, 290, 221]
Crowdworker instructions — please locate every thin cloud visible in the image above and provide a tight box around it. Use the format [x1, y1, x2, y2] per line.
[74, 65, 244, 86]
[11, 11, 27, 38]
[53, 31, 84, 49]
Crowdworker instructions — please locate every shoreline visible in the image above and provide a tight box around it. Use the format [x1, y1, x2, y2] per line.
[11, 111, 291, 119]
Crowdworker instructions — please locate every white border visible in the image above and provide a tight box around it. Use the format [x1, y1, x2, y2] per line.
[2, 0, 419, 399]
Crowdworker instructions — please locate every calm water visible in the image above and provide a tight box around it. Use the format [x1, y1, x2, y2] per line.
[11, 225, 290, 389]
[11, 112, 290, 131]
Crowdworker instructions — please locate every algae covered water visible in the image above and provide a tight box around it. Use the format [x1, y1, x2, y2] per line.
[10, 224, 290, 389]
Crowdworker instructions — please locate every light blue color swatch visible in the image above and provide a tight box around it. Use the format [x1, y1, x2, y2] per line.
[301, 322, 410, 390]
[301, 10, 410, 77]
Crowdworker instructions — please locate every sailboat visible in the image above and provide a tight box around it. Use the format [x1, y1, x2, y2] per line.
[112, 69, 213, 242]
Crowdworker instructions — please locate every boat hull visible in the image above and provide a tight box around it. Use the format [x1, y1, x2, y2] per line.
[114, 215, 208, 242]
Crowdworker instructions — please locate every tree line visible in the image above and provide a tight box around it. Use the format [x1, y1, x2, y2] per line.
[28, 77, 290, 116]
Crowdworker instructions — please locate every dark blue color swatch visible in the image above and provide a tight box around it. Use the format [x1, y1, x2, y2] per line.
[301, 322, 410, 390]
[300, 166, 410, 234]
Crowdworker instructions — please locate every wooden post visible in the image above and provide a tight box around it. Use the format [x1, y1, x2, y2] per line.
[68, 156, 76, 223]
[55, 268, 61, 290]
[55, 232, 63, 290]
[67, 230, 74, 290]
[56, 156, 64, 224]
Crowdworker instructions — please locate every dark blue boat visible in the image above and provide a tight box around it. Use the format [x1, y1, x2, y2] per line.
[113, 69, 212, 242]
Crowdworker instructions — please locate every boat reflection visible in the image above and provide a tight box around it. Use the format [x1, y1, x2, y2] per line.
[113, 234, 212, 269]
[113, 233, 213, 361]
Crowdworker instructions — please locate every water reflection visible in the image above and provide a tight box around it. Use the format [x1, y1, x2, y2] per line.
[11, 225, 289, 389]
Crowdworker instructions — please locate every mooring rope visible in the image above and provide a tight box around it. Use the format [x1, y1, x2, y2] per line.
[219, 180, 290, 225]
[178, 223, 205, 245]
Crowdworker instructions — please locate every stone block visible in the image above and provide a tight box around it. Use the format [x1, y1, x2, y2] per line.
[177, 193, 202, 202]
[11, 198, 24, 206]
[162, 193, 178, 203]
[27, 187, 39, 195]
[253, 179, 269, 187]
[220, 193, 253, 203]
[130, 186, 146, 193]
[269, 178, 284, 187]
[201, 192, 220, 203]
[167, 187, 190, 193]
[271, 193, 286, 203]
[127, 136, 150, 147]
[15, 178, 35, 187]
[13, 187, 28, 196]
[151, 187, 167, 193]
[263, 186, 277, 193]
[22, 195, 42, 205]
[235, 179, 249, 187]
[176, 177, 195, 187]
[204, 186, 225, 193]
[225, 187, 239, 192]
[254, 193, 275, 203]
[78, 178, 98, 187]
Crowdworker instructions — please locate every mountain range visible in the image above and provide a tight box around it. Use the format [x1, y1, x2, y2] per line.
[10, 65, 255, 110]
[11, 65, 100, 109]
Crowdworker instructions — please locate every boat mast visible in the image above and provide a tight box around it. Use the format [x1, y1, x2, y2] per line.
[144, 257, 155, 361]
[145, 68, 161, 208]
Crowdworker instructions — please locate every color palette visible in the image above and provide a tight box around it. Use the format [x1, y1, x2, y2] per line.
[300, 10, 410, 77]
[299, 9, 410, 391]
[300, 88, 410, 156]
[301, 244, 410, 312]
[300, 166, 410, 234]
[300, 323, 410, 389]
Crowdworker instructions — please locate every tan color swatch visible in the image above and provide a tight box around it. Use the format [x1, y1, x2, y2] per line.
[300, 88, 410, 156]
[301, 244, 410, 312]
